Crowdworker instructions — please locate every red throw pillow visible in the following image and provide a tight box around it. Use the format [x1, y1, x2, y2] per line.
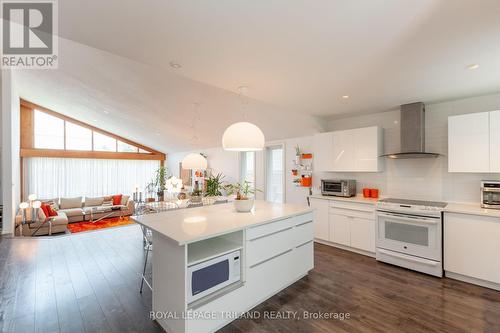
[112, 194, 123, 205]
[46, 205, 58, 217]
[40, 204, 50, 218]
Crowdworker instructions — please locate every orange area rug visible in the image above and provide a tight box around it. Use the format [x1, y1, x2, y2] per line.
[67, 216, 135, 234]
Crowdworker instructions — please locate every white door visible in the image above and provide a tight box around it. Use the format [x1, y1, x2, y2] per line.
[353, 127, 383, 172]
[332, 130, 355, 171]
[490, 111, 500, 172]
[265, 145, 285, 203]
[313, 132, 334, 171]
[310, 198, 329, 241]
[448, 112, 490, 172]
[330, 213, 350, 246]
[350, 217, 375, 252]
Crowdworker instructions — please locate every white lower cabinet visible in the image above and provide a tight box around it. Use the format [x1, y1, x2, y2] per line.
[350, 217, 376, 252]
[444, 212, 500, 287]
[311, 197, 375, 255]
[310, 198, 329, 241]
[330, 214, 350, 246]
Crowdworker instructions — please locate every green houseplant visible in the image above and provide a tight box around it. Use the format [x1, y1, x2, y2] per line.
[204, 173, 225, 197]
[153, 166, 168, 201]
[224, 181, 260, 212]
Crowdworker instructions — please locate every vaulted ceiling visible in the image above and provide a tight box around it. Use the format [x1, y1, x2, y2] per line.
[57, 0, 500, 117]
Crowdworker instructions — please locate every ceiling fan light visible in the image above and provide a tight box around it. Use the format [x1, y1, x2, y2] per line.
[222, 122, 265, 151]
[181, 153, 208, 170]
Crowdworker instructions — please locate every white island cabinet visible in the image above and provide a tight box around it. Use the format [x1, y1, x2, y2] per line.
[132, 201, 313, 333]
[444, 211, 500, 290]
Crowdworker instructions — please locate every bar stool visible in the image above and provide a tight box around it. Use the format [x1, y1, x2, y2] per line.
[140, 224, 153, 293]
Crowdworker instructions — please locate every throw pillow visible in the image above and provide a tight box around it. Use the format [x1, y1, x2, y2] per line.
[112, 194, 123, 205]
[120, 195, 130, 206]
[46, 204, 58, 217]
[40, 204, 50, 218]
[60, 197, 83, 209]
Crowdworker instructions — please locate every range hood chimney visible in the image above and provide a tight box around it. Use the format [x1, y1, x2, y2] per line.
[381, 102, 440, 159]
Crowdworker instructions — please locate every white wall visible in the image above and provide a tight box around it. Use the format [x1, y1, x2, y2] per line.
[167, 147, 240, 184]
[1, 69, 21, 234]
[321, 92, 500, 203]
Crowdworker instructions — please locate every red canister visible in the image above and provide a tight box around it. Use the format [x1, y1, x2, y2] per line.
[363, 188, 371, 198]
[370, 189, 379, 198]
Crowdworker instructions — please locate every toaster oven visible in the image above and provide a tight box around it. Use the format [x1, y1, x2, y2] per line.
[321, 179, 356, 197]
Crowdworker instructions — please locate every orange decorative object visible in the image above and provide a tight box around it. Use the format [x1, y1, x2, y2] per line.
[301, 153, 313, 159]
[67, 217, 134, 234]
[370, 189, 379, 198]
[363, 188, 371, 198]
[301, 176, 312, 187]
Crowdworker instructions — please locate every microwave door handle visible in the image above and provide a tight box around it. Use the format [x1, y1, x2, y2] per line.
[377, 213, 439, 225]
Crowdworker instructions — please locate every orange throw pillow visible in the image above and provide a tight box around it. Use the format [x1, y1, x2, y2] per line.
[112, 194, 123, 205]
[46, 205, 58, 217]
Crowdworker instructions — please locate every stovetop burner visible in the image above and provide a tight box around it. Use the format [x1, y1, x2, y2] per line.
[378, 198, 448, 208]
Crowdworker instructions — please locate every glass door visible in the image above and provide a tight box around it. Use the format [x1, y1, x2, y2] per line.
[265, 145, 284, 203]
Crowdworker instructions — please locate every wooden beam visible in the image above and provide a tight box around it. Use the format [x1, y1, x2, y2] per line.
[20, 148, 165, 161]
[20, 105, 34, 149]
[20, 99, 166, 158]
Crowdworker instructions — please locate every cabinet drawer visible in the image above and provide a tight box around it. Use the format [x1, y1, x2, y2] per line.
[330, 200, 375, 213]
[294, 221, 314, 247]
[246, 217, 293, 241]
[330, 207, 373, 220]
[247, 227, 294, 267]
[293, 212, 313, 226]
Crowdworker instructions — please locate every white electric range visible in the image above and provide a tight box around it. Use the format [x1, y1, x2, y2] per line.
[375, 198, 448, 277]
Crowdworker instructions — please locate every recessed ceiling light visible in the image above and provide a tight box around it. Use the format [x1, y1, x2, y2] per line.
[169, 61, 182, 69]
[467, 64, 479, 70]
[103, 110, 109, 114]
[342, 95, 350, 99]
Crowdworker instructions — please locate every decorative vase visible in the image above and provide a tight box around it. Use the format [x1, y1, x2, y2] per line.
[234, 199, 255, 212]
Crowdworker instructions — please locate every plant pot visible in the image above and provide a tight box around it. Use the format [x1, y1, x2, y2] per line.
[234, 199, 255, 212]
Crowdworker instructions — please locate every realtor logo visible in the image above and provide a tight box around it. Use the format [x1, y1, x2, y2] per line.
[1, 0, 58, 68]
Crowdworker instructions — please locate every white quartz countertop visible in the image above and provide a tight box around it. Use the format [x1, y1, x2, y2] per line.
[131, 200, 313, 245]
[445, 203, 500, 218]
[309, 194, 379, 205]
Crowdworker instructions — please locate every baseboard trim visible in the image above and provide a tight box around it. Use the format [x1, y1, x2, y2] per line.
[445, 271, 500, 291]
[314, 239, 375, 258]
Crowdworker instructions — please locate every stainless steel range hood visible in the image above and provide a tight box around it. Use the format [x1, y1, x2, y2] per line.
[381, 102, 440, 159]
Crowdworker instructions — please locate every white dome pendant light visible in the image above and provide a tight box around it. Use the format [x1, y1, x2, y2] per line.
[222, 86, 265, 151]
[181, 153, 207, 170]
[222, 122, 265, 151]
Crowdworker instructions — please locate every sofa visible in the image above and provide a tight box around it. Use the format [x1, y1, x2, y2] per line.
[15, 195, 135, 236]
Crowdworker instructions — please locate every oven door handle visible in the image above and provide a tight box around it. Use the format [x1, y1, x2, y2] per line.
[377, 212, 440, 225]
[482, 187, 500, 193]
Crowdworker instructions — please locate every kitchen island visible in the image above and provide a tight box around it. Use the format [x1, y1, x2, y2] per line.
[132, 200, 314, 333]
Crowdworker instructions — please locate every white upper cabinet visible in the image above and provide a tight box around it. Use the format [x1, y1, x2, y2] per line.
[332, 130, 355, 171]
[490, 111, 500, 172]
[352, 127, 384, 172]
[448, 111, 491, 173]
[313, 126, 383, 172]
[313, 132, 335, 172]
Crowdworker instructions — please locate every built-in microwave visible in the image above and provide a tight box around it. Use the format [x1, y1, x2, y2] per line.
[187, 250, 241, 304]
[321, 179, 356, 197]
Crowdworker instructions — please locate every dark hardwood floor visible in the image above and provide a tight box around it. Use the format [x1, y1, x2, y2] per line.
[1, 225, 499, 333]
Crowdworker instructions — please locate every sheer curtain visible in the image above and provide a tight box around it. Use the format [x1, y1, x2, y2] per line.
[23, 157, 160, 199]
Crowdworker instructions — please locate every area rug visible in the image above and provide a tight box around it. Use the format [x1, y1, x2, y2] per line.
[67, 216, 135, 234]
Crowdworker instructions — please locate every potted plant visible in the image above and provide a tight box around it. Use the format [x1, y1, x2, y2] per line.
[205, 173, 225, 199]
[224, 181, 260, 212]
[153, 166, 168, 201]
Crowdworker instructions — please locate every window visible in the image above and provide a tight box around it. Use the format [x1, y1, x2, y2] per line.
[240, 151, 255, 185]
[265, 145, 284, 203]
[118, 141, 138, 153]
[66, 122, 92, 151]
[93, 132, 117, 152]
[34, 110, 64, 149]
